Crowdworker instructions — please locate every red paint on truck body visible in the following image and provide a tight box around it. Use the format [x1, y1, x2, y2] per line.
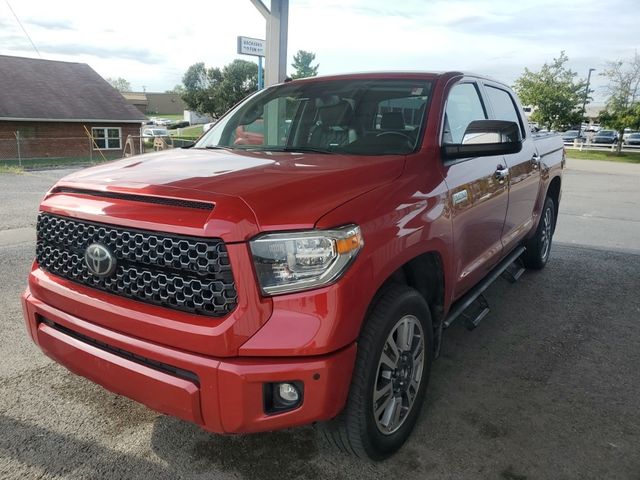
[23, 71, 563, 433]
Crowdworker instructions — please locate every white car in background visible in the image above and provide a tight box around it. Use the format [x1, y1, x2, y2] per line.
[142, 128, 169, 138]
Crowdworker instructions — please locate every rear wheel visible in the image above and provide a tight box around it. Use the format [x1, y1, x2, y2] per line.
[320, 285, 433, 460]
[522, 196, 555, 269]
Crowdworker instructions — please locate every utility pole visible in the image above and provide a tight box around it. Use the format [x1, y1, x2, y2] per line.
[578, 68, 595, 138]
[250, 0, 289, 86]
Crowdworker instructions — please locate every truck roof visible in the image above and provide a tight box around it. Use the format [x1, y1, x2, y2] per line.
[284, 70, 511, 89]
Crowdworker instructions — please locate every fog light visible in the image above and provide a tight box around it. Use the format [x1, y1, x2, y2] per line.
[278, 382, 300, 403]
[263, 381, 304, 414]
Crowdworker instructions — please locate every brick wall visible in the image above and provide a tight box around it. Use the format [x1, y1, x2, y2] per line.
[0, 121, 142, 160]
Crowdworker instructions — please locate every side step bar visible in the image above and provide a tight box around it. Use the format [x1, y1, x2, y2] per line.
[443, 246, 526, 329]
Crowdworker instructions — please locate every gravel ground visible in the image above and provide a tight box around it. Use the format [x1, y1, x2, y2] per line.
[0, 160, 638, 479]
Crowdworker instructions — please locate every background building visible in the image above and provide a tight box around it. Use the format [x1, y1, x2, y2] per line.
[0, 55, 145, 161]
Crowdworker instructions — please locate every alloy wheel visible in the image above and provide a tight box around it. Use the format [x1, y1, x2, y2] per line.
[373, 315, 425, 435]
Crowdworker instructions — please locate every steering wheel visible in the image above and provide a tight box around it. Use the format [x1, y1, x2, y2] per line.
[375, 131, 413, 142]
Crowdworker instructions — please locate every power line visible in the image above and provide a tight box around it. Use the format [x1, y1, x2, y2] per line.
[5, 0, 42, 58]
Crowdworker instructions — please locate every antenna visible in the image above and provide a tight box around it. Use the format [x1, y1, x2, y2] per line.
[5, 0, 42, 58]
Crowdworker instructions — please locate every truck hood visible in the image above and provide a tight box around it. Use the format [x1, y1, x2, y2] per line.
[55, 148, 404, 240]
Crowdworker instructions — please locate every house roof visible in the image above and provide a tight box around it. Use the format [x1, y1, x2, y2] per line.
[0, 55, 147, 123]
[122, 92, 148, 103]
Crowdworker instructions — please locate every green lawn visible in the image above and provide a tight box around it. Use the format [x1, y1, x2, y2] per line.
[170, 124, 203, 139]
[147, 113, 183, 121]
[565, 149, 640, 164]
[0, 156, 117, 172]
[0, 164, 24, 174]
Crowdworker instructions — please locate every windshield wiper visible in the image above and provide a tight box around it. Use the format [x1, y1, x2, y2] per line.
[195, 145, 236, 151]
[200, 145, 335, 154]
[268, 146, 334, 154]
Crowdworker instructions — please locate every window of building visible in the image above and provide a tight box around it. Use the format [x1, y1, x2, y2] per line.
[92, 127, 122, 150]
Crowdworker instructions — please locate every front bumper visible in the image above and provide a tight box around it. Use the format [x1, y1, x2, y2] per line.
[22, 289, 357, 433]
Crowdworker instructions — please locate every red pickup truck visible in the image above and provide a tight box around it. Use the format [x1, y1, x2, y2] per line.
[22, 72, 564, 459]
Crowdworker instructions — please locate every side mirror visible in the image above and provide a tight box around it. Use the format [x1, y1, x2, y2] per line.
[442, 120, 522, 159]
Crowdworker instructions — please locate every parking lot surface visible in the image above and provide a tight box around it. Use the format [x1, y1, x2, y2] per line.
[0, 160, 638, 479]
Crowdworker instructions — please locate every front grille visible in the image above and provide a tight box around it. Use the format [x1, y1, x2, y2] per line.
[36, 213, 237, 317]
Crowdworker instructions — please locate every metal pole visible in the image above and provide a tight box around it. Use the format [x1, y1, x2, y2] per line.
[578, 68, 595, 138]
[250, 0, 289, 86]
[258, 56, 264, 90]
[15, 131, 21, 167]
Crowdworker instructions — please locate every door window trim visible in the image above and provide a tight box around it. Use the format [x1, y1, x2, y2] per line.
[479, 81, 527, 139]
[440, 79, 490, 165]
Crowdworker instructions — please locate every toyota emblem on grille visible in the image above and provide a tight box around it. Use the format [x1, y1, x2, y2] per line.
[84, 243, 116, 277]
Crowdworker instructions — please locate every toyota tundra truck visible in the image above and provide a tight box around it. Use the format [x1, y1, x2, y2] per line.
[22, 72, 564, 459]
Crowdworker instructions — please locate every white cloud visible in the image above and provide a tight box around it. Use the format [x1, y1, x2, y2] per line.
[0, 0, 637, 101]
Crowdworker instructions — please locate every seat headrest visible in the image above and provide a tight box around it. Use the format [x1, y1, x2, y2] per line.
[380, 112, 405, 130]
[318, 100, 354, 127]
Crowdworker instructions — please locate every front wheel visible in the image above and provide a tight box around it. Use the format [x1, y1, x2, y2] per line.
[522, 196, 556, 269]
[320, 285, 433, 460]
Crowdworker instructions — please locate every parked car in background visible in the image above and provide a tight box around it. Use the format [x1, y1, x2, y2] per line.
[142, 128, 169, 138]
[234, 119, 264, 145]
[148, 117, 172, 126]
[622, 129, 636, 142]
[561, 130, 585, 144]
[592, 129, 618, 144]
[624, 132, 640, 145]
[168, 120, 190, 130]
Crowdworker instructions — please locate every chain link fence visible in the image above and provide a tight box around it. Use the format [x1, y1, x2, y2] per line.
[0, 130, 198, 170]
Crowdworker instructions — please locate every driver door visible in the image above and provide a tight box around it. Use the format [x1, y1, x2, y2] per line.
[441, 82, 509, 299]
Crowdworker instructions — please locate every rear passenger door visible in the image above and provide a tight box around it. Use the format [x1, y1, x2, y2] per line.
[441, 82, 509, 300]
[482, 83, 541, 250]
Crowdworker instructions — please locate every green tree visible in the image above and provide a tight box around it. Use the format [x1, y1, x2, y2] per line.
[291, 50, 319, 79]
[106, 77, 131, 92]
[166, 84, 185, 94]
[599, 52, 640, 153]
[513, 52, 587, 131]
[181, 60, 257, 118]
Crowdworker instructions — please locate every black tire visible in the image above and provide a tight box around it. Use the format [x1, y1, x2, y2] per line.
[320, 284, 433, 460]
[522, 196, 555, 270]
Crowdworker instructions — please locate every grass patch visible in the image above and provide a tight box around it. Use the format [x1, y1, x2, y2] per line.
[170, 124, 203, 139]
[565, 149, 640, 163]
[0, 164, 24, 174]
[1, 155, 119, 170]
[147, 113, 183, 121]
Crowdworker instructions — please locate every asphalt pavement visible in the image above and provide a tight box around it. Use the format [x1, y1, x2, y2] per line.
[0, 160, 638, 479]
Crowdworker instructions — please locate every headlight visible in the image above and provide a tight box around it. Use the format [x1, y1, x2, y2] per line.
[249, 225, 363, 295]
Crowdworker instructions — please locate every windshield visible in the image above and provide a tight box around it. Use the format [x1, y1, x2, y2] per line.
[195, 78, 433, 155]
[564, 130, 578, 136]
[600, 130, 614, 136]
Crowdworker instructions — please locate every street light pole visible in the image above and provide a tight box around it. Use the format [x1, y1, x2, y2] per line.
[578, 68, 595, 138]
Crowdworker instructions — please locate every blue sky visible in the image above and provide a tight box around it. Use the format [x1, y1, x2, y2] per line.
[1, 0, 637, 101]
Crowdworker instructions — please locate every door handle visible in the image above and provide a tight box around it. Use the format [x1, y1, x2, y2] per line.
[531, 153, 541, 169]
[495, 166, 509, 181]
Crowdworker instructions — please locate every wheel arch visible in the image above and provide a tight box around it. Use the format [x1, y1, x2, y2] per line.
[547, 176, 561, 231]
[366, 251, 446, 345]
